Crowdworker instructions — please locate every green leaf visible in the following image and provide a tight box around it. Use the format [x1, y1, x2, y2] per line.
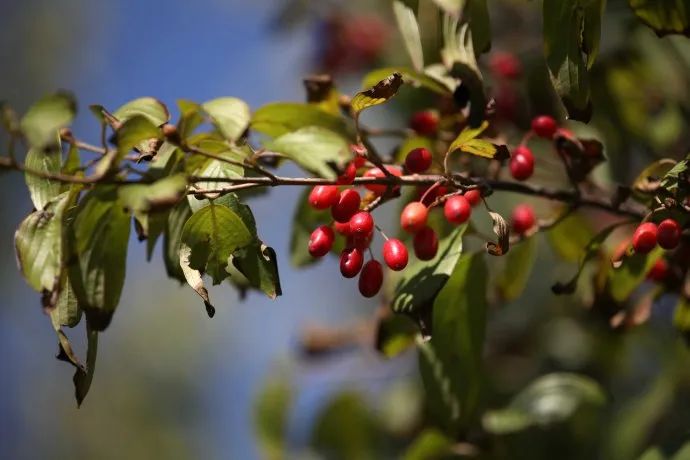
[177, 99, 204, 139]
[251, 102, 350, 138]
[467, 0, 491, 55]
[350, 72, 404, 116]
[113, 97, 170, 126]
[15, 191, 72, 292]
[430, 0, 463, 15]
[419, 252, 487, 434]
[94, 115, 161, 177]
[637, 447, 666, 460]
[672, 296, 690, 338]
[629, 0, 690, 37]
[254, 376, 292, 460]
[375, 313, 418, 358]
[54, 273, 81, 328]
[402, 428, 453, 460]
[289, 188, 331, 267]
[497, 236, 536, 301]
[164, 200, 192, 282]
[73, 324, 98, 406]
[265, 127, 349, 179]
[547, 212, 595, 262]
[660, 153, 690, 193]
[392, 1, 424, 71]
[483, 373, 606, 434]
[118, 174, 188, 236]
[543, 1, 604, 121]
[362, 67, 451, 95]
[186, 141, 247, 211]
[201, 97, 251, 142]
[67, 187, 131, 331]
[62, 141, 81, 176]
[447, 121, 503, 159]
[20, 92, 76, 149]
[24, 135, 63, 211]
[179, 200, 254, 315]
[449, 61, 487, 127]
[392, 225, 466, 316]
[608, 247, 663, 302]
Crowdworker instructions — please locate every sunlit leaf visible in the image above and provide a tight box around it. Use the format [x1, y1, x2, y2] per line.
[362, 67, 451, 94]
[201, 97, 251, 142]
[350, 72, 404, 116]
[497, 236, 536, 300]
[177, 99, 204, 139]
[20, 91, 76, 149]
[402, 428, 453, 460]
[629, 0, 690, 37]
[392, 1, 424, 71]
[251, 102, 350, 138]
[118, 174, 188, 236]
[447, 121, 504, 159]
[24, 134, 63, 211]
[547, 212, 595, 262]
[607, 247, 663, 302]
[113, 97, 170, 126]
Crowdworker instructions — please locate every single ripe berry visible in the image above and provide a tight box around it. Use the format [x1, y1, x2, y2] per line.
[531, 115, 558, 139]
[512, 204, 536, 235]
[363, 166, 402, 195]
[418, 185, 448, 206]
[334, 220, 351, 236]
[413, 226, 438, 261]
[337, 161, 357, 185]
[308, 185, 339, 210]
[349, 211, 374, 237]
[359, 260, 383, 297]
[464, 189, 482, 207]
[332, 189, 361, 223]
[489, 52, 522, 79]
[444, 195, 471, 225]
[647, 258, 669, 282]
[509, 146, 534, 181]
[657, 219, 681, 250]
[340, 247, 364, 278]
[353, 155, 367, 168]
[632, 222, 658, 254]
[308, 225, 335, 257]
[347, 231, 373, 250]
[383, 238, 409, 271]
[409, 110, 439, 136]
[400, 202, 428, 234]
[405, 147, 433, 173]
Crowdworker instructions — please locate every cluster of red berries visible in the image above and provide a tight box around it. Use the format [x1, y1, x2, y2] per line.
[508, 115, 559, 182]
[632, 219, 682, 254]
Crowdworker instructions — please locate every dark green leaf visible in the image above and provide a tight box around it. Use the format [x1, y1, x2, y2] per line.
[254, 376, 292, 460]
[24, 135, 62, 211]
[54, 273, 81, 328]
[164, 200, 192, 282]
[497, 236, 536, 301]
[467, 0, 491, 54]
[118, 174, 188, 236]
[15, 191, 72, 292]
[392, 1, 424, 71]
[252, 102, 350, 138]
[201, 97, 250, 142]
[113, 97, 170, 126]
[67, 187, 131, 331]
[20, 92, 76, 149]
[187, 141, 247, 211]
[351, 73, 404, 116]
[673, 296, 690, 338]
[375, 313, 418, 358]
[449, 61, 487, 127]
[608, 247, 663, 302]
[419, 252, 488, 434]
[547, 212, 595, 262]
[403, 428, 453, 460]
[483, 373, 606, 434]
[629, 0, 690, 36]
[73, 324, 98, 406]
[392, 224, 466, 316]
[265, 127, 349, 179]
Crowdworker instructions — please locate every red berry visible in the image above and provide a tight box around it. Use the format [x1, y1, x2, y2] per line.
[418, 185, 448, 206]
[359, 260, 383, 297]
[353, 155, 367, 168]
[490, 52, 522, 79]
[632, 222, 658, 254]
[512, 204, 536, 235]
[337, 161, 357, 185]
[531, 115, 558, 138]
[340, 247, 364, 278]
[413, 226, 438, 260]
[405, 147, 433, 173]
[308, 225, 335, 257]
[509, 146, 534, 181]
[363, 166, 402, 195]
[347, 231, 373, 250]
[334, 220, 351, 236]
[331, 189, 361, 223]
[464, 189, 482, 207]
[409, 110, 439, 136]
[647, 258, 668, 282]
[383, 238, 409, 271]
[657, 219, 681, 250]
[444, 195, 471, 225]
[400, 202, 428, 234]
[308, 185, 339, 210]
[349, 211, 374, 237]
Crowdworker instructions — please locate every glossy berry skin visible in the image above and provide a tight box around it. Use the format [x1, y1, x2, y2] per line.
[334, 220, 352, 236]
[353, 155, 367, 168]
[647, 258, 669, 282]
[349, 211, 374, 237]
[382, 239, 409, 271]
[464, 189, 482, 207]
[359, 260, 383, 298]
[409, 111, 439, 136]
[337, 161, 357, 185]
[413, 226, 438, 261]
[308, 185, 339, 210]
[657, 219, 681, 250]
[308, 225, 335, 257]
[405, 147, 433, 173]
[511, 204, 536, 235]
[509, 146, 535, 181]
[331, 189, 361, 223]
[363, 166, 402, 195]
[418, 185, 448, 206]
[490, 52, 522, 79]
[340, 247, 364, 278]
[632, 222, 658, 254]
[444, 195, 471, 225]
[347, 231, 373, 250]
[531, 115, 558, 139]
[400, 202, 428, 234]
